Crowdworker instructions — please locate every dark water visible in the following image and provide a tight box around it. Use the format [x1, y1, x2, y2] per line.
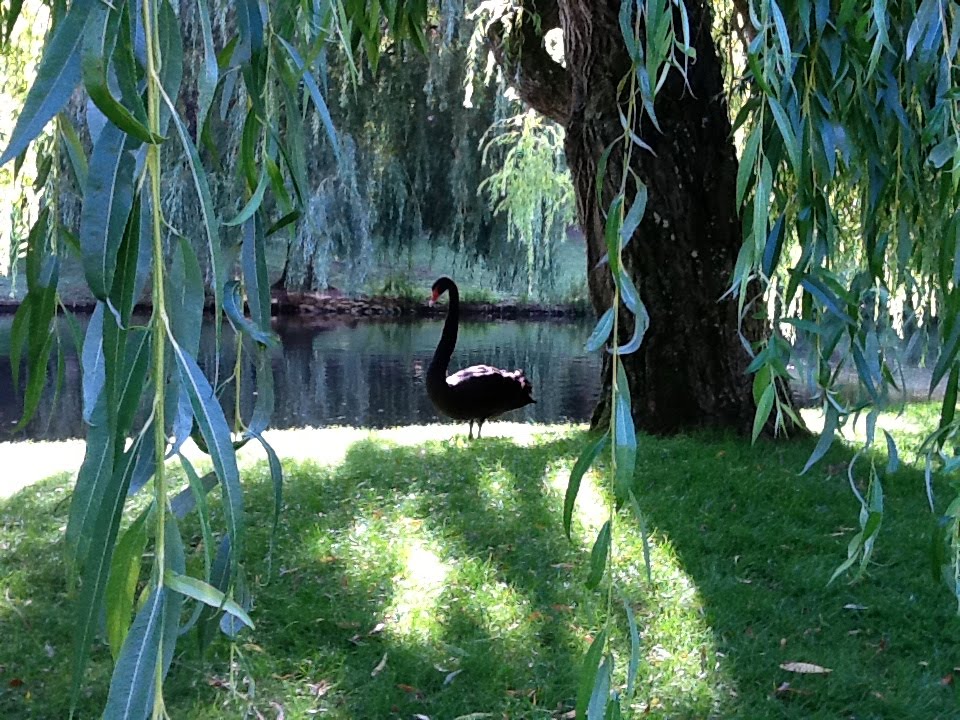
[0, 315, 601, 441]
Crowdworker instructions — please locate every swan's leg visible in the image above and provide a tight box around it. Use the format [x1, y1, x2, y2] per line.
[476, 419, 484, 438]
[468, 420, 474, 440]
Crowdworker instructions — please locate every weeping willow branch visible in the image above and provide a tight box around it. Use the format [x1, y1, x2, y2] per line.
[480, 0, 571, 126]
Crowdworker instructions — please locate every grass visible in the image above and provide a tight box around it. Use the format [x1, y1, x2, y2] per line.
[1, 412, 960, 718]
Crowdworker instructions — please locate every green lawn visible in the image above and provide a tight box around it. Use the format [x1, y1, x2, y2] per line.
[1, 413, 959, 718]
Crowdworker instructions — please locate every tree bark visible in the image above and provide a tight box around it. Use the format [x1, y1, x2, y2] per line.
[490, 0, 765, 435]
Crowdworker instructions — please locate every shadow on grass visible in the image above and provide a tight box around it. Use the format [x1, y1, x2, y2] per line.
[2, 431, 607, 719]
[628, 430, 960, 719]
[3, 426, 959, 719]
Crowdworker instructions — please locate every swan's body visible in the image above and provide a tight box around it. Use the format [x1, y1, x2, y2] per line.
[427, 277, 535, 439]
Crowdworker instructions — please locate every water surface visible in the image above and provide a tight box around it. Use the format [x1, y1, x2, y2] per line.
[0, 315, 600, 441]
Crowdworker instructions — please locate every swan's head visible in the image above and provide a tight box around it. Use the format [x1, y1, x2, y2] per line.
[430, 276, 456, 305]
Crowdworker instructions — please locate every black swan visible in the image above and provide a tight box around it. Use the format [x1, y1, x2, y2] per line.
[427, 277, 535, 438]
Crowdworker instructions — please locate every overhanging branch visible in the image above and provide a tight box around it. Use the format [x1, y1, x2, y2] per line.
[484, 0, 571, 127]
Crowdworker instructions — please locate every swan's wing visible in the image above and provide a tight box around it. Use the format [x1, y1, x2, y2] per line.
[447, 364, 528, 386]
[446, 364, 534, 399]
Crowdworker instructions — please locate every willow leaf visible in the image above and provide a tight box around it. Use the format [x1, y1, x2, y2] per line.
[625, 599, 641, 698]
[70, 427, 142, 714]
[81, 302, 105, 423]
[585, 309, 615, 352]
[276, 36, 341, 162]
[80, 122, 136, 301]
[66, 397, 117, 573]
[575, 630, 607, 719]
[223, 280, 277, 347]
[167, 236, 204, 358]
[604, 194, 624, 279]
[247, 349, 275, 436]
[587, 654, 612, 720]
[803, 405, 839, 473]
[157, 87, 222, 345]
[161, 514, 186, 679]
[165, 570, 254, 629]
[586, 521, 611, 590]
[194, 0, 219, 137]
[613, 298, 649, 355]
[0, 0, 94, 165]
[620, 182, 647, 249]
[250, 430, 283, 570]
[157, 0, 184, 138]
[242, 214, 271, 330]
[564, 431, 609, 538]
[59, 114, 89, 188]
[102, 587, 165, 719]
[614, 361, 637, 502]
[223, 170, 269, 227]
[752, 383, 775, 443]
[171, 340, 243, 567]
[105, 508, 149, 661]
[81, 0, 157, 144]
[115, 330, 150, 438]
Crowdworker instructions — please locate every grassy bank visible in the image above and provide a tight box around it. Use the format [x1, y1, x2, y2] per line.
[1, 415, 959, 718]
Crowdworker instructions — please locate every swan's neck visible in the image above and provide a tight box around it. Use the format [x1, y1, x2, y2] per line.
[428, 286, 459, 379]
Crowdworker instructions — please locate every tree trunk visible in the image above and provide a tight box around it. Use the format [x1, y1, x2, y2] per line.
[491, 0, 765, 435]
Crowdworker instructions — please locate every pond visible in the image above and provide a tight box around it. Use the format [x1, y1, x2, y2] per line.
[0, 315, 601, 441]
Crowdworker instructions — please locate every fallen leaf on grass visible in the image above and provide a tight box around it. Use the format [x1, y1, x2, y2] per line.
[397, 683, 424, 699]
[779, 662, 832, 674]
[368, 622, 386, 636]
[773, 681, 811, 698]
[941, 673, 954, 686]
[843, 604, 868, 611]
[444, 669, 463, 685]
[306, 680, 332, 698]
[371, 653, 388, 677]
[413, 715, 431, 720]
[9, 678, 23, 688]
[452, 714, 493, 720]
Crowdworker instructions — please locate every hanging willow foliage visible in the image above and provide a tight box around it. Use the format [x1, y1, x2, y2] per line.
[728, 0, 960, 603]
[9, 0, 960, 715]
[0, 0, 426, 715]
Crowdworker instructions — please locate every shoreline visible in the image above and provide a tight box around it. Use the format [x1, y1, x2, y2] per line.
[0, 289, 591, 320]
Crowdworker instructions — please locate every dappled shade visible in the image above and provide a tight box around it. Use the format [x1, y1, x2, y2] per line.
[2, 418, 960, 716]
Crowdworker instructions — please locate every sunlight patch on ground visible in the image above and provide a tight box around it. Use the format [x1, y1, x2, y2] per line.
[800, 406, 924, 440]
[0, 423, 584, 499]
[617, 530, 735, 716]
[544, 459, 607, 532]
[387, 537, 451, 640]
[0, 439, 85, 498]
[477, 463, 522, 514]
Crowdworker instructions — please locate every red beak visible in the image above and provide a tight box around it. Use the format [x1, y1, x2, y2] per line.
[429, 289, 439, 306]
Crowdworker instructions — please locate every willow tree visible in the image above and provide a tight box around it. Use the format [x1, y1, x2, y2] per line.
[7, 0, 960, 716]
[0, 0, 432, 714]
[480, 0, 960, 713]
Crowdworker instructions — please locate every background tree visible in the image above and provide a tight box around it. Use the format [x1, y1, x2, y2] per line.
[6, 0, 960, 715]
